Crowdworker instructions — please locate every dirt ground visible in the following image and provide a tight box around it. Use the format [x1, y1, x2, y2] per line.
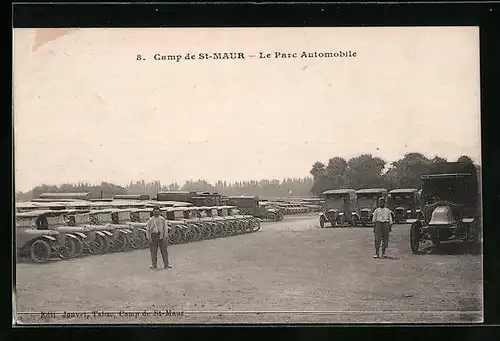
[15, 214, 483, 324]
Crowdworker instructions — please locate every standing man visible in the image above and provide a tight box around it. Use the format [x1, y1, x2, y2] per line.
[147, 207, 171, 270]
[372, 197, 393, 258]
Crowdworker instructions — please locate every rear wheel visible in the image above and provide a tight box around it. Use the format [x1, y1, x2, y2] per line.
[319, 216, 325, 228]
[200, 225, 211, 240]
[114, 234, 128, 252]
[267, 212, 277, 221]
[251, 219, 261, 232]
[86, 238, 101, 255]
[191, 225, 202, 241]
[98, 235, 111, 254]
[58, 238, 78, 259]
[71, 238, 84, 258]
[129, 235, 143, 249]
[30, 239, 51, 263]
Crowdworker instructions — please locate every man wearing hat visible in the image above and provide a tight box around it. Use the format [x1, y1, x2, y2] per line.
[371, 197, 393, 258]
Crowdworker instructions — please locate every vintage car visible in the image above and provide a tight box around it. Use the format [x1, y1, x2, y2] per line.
[355, 188, 390, 226]
[198, 206, 236, 237]
[259, 202, 284, 220]
[38, 209, 94, 258]
[16, 201, 42, 213]
[16, 211, 65, 263]
[128, 207, 154, 248]
[227, 196, 282, 221]
[408, 162, 482, 253]
[223, 205, 261, 233]
[114, 194, 151, 201]
[162, 207, 203, 243]
[88, 209, 133, 252]
[387, 188, 422, 223]
[319, 189, 360, 228]
[156, 191, 221, 207]
[57, 210, 111, 255]
[110, 208, 149, 249]
[213, 206, 244, 234]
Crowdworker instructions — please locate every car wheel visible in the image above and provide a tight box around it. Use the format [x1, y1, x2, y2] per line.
[30, 239, 51, 263]
[58, 237, 78, 259]
[98, 235, 111, 254]
[70, 237, 84, 257]
[251, 219, 261, 232]
[86, 238, 101, 255]
[267, 213, 277, 221]
[319, 216, 325, 228]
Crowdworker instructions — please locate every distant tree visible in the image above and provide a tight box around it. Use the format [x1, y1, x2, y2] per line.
[310, 161, 329, 195]
[325, 157, 348, 189]
[181, 180, 216, 192]
[457, 155, 474, 164]
[385, 152, 431, 189]
[310, 161, 326, 178]
[430, 155, 447, 164]
[345, 154, 386, 189]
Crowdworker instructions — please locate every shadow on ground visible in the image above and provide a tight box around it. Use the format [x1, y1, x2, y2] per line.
[418, 241, 482, 256]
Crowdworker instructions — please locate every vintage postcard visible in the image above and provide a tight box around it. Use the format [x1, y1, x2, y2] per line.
[13, 27, 482, 324]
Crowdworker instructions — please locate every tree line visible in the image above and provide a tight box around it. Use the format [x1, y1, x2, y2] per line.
[15, 178, 315, 201]
[309, 153, 475, 196]
[14, 153, 476, 201]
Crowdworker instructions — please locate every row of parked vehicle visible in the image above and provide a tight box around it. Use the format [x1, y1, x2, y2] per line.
[319, 187, 421, 228]
[318, 162, 482, 254]
[16, 202, 261, 264]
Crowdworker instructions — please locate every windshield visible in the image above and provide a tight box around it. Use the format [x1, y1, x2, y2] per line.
[388, 194, 412, 208]
[174, 211, 184, 220]
[422, 176, 478, 206]
[16, 217, 36, 228]
[357, 194, 379, 209]
[325, 195, 349, 210]
[97, 213, 112, 223]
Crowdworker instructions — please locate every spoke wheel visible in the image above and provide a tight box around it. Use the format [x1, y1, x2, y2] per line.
[30, 239, 51, 263]
[251, 219, 261, 232]
[86, 238, 101, 255]
[58, 238, 78, 259]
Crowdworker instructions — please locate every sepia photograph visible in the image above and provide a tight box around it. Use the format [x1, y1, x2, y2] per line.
[13, 26, 482, 324]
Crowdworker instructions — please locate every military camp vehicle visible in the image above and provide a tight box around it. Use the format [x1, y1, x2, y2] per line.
[114, 194, 151, 201]
[259, 201, 284, 220]
[319, 189, 360, 228]
[355, 188, 390, 226]
[408, 162, 482, 253]
[227, 196, 282, 221]
[156, 191, 221, 206]
[37, 192, 93, 201]
[88, 209, 133, 252]
[387, 188, 422, 223]
[16, 211, 65, 263]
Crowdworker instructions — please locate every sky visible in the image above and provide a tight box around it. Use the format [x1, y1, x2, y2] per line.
[13, 27, 481, 192]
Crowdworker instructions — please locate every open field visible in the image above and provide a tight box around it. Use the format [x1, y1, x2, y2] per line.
[15, 214, 482, 324]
